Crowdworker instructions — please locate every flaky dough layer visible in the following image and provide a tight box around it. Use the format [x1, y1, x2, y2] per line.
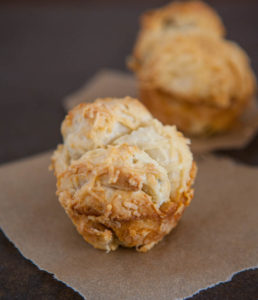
[129, 1, 256, 135]
[52, 97, 196, 252]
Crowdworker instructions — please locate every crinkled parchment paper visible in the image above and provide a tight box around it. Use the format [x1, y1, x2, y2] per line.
[0, 152, 257, 299]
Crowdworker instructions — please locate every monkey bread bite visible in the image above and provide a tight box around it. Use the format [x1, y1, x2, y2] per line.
[129, 1, 256, 136]
[52, 97, 196, 252]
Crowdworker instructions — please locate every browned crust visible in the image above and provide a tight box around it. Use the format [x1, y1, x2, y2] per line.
[139, 85, 252, 136]
[52, 97, 196, 252]
[56, 161, 196, 252]
[61, 96, 152, 138]
[129, 2, 256, 136]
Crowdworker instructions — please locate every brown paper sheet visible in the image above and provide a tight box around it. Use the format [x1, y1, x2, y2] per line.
[64, 69, 137, 109]
[0, 152, 257, 299]
[64, 69, 258, 154]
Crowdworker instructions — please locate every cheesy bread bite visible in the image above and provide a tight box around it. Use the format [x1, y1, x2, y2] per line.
[51, 97, 196, 252]
[129, 1, 256, 135]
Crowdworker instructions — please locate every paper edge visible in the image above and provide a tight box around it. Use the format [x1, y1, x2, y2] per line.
[63, 69, 135, 111]
[1, 151, 258, 299]
[1, 230, 85, 300]
[0, 150, 54, 168]
[4, 228, 258, 300]
[182, 266, 258, 300]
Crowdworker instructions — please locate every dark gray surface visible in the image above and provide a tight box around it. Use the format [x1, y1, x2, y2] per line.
[0, 1, 257, 299]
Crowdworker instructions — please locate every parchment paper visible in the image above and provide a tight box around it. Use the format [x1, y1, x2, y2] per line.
[0, 152, 257, 300]
[64, 69, 137, 109]
[64, 70, 258, 154]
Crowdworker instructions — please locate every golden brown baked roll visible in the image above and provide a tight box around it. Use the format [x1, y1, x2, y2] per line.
[129, 1, 256, 135]
[137, 34, 256, 135]
[51, 97, 196, 252]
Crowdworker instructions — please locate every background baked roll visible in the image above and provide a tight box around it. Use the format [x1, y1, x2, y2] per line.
[129, 1, 256, 136]
[52, 97, 196, 252]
